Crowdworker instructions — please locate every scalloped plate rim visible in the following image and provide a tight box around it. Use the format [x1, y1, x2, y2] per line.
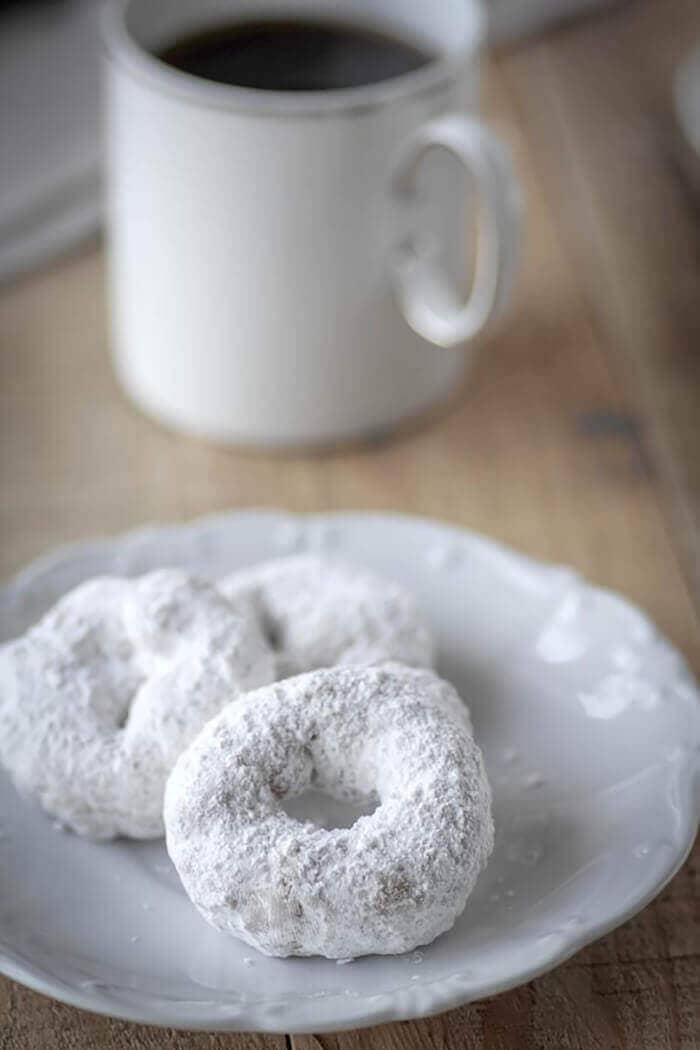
[0, 509, 698, 1033]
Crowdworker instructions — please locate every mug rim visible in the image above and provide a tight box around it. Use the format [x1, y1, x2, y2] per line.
[102, 0, 484, 118]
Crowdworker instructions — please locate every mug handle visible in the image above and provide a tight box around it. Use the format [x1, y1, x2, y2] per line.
[391, 114, 521, 349]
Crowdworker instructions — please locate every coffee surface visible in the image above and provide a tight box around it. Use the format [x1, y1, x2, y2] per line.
[158, 19, 433, 92]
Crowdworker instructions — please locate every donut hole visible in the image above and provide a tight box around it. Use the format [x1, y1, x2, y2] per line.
[258, 608, 283, 653]
[279, 788, 378, 831]
[265, 727, 381, 830]
[109, 648, 153, 732]
[113, 687, 141, 730]
[75, 630, 147, 733]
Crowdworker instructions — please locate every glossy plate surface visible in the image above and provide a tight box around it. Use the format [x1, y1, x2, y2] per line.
[0, 511, 698, 1032]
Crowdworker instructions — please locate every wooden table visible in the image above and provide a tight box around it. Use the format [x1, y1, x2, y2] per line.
[1, 1, 699, 1046]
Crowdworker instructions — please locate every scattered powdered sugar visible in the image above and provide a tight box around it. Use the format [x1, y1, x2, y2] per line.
[218, 555, 434, 679]
[523, 773, 545, 789]
[0, 570, 275, 839]
[164, 663, 492, 959]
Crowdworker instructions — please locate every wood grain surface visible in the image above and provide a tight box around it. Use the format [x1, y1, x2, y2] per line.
[1, 0, 698, 1046]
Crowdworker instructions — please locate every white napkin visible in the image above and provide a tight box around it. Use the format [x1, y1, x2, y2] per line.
[0, 0, 101, 284]
[0, 0, 619, 285]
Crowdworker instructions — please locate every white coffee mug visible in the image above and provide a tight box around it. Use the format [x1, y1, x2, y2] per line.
[103, 0, 520, 446]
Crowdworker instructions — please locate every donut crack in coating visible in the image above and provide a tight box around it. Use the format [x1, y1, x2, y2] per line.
[0, 570, 275, 839]
[219, 555, 434, 677]
[164, 664, 492, 958]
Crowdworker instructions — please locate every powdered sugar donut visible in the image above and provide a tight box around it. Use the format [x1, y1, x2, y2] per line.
[219, 555, 434, 677]
[0, 570, 275, 839]
[164, 663, 492, 958]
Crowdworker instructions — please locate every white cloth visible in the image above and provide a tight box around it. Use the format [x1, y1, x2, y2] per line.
[0, 0, 101, 284]
[0, 0, 618, 285]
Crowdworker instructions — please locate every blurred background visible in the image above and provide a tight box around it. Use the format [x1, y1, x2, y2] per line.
[4, 0, 698, 609]
[1, 0, 698, 619]
[1, 1, 699, 1045]
[2, 0, 659, 284]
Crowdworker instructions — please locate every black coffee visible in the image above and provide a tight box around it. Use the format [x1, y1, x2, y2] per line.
[158, 19, 433, 92]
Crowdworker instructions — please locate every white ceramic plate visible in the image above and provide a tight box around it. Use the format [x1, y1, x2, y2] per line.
[0, 511, 698, 1033]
